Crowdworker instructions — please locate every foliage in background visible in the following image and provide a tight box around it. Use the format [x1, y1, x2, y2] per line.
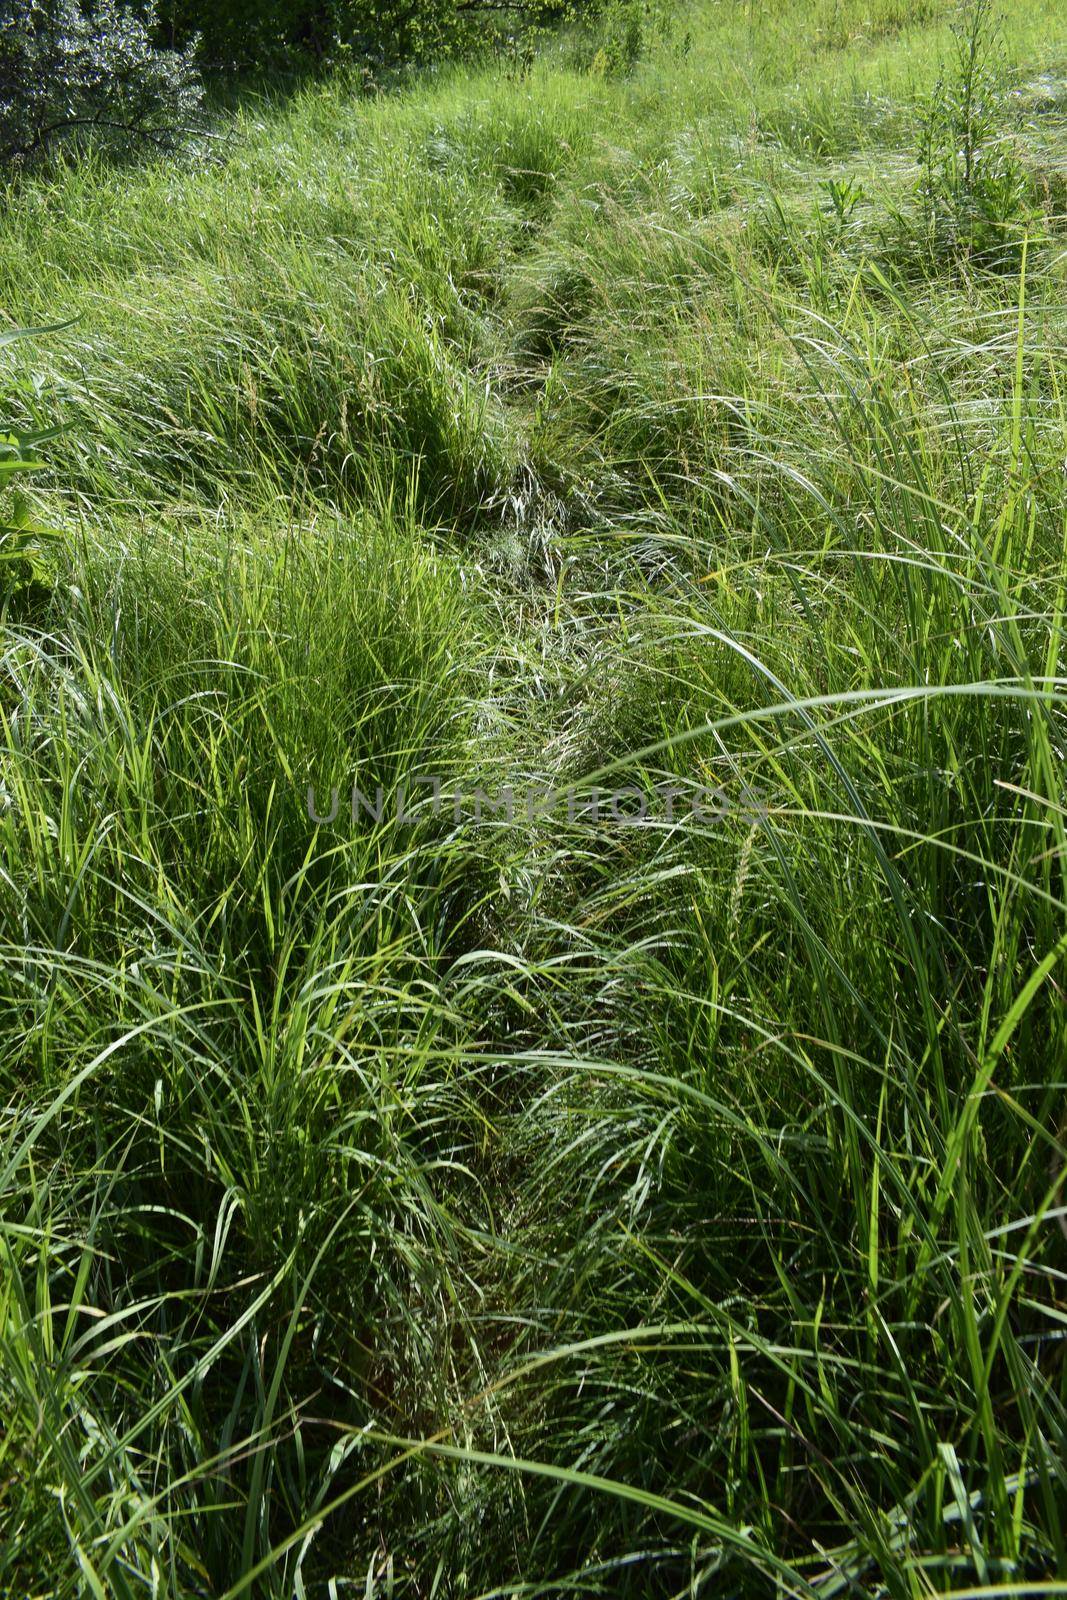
[156, 0, 576, 74]
[0, 0, 202, 165]
[585, 0, 672, 77]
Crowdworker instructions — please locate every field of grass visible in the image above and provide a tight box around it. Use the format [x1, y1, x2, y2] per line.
[2, 0, 1067, 1593]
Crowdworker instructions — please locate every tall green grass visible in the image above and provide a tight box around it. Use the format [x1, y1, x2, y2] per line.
[2, 0, 1066, 1593]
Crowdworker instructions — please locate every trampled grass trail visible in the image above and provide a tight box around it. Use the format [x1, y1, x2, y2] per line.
[1, 0, 1066, 1593]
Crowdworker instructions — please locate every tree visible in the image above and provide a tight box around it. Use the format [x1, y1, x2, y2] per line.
[0, 0, 202, 167]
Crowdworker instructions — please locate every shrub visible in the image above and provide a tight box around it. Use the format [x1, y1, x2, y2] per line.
[916, 0, 1032, 263]
[159, 0, 398, 72]
[156, 0, 579, 74]
[0, 0, 202, 167]
[586, 0, 669, 76]
[0, 324, 62, 616]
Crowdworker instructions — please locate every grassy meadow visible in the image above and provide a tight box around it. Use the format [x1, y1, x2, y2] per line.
[2, 0, 1066, 1592]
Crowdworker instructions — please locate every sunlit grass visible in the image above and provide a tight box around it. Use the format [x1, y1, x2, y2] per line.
[1, 0, 1066, 1593]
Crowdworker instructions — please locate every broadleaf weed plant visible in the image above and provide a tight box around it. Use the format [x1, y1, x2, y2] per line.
[917, 0, 1033, 265]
